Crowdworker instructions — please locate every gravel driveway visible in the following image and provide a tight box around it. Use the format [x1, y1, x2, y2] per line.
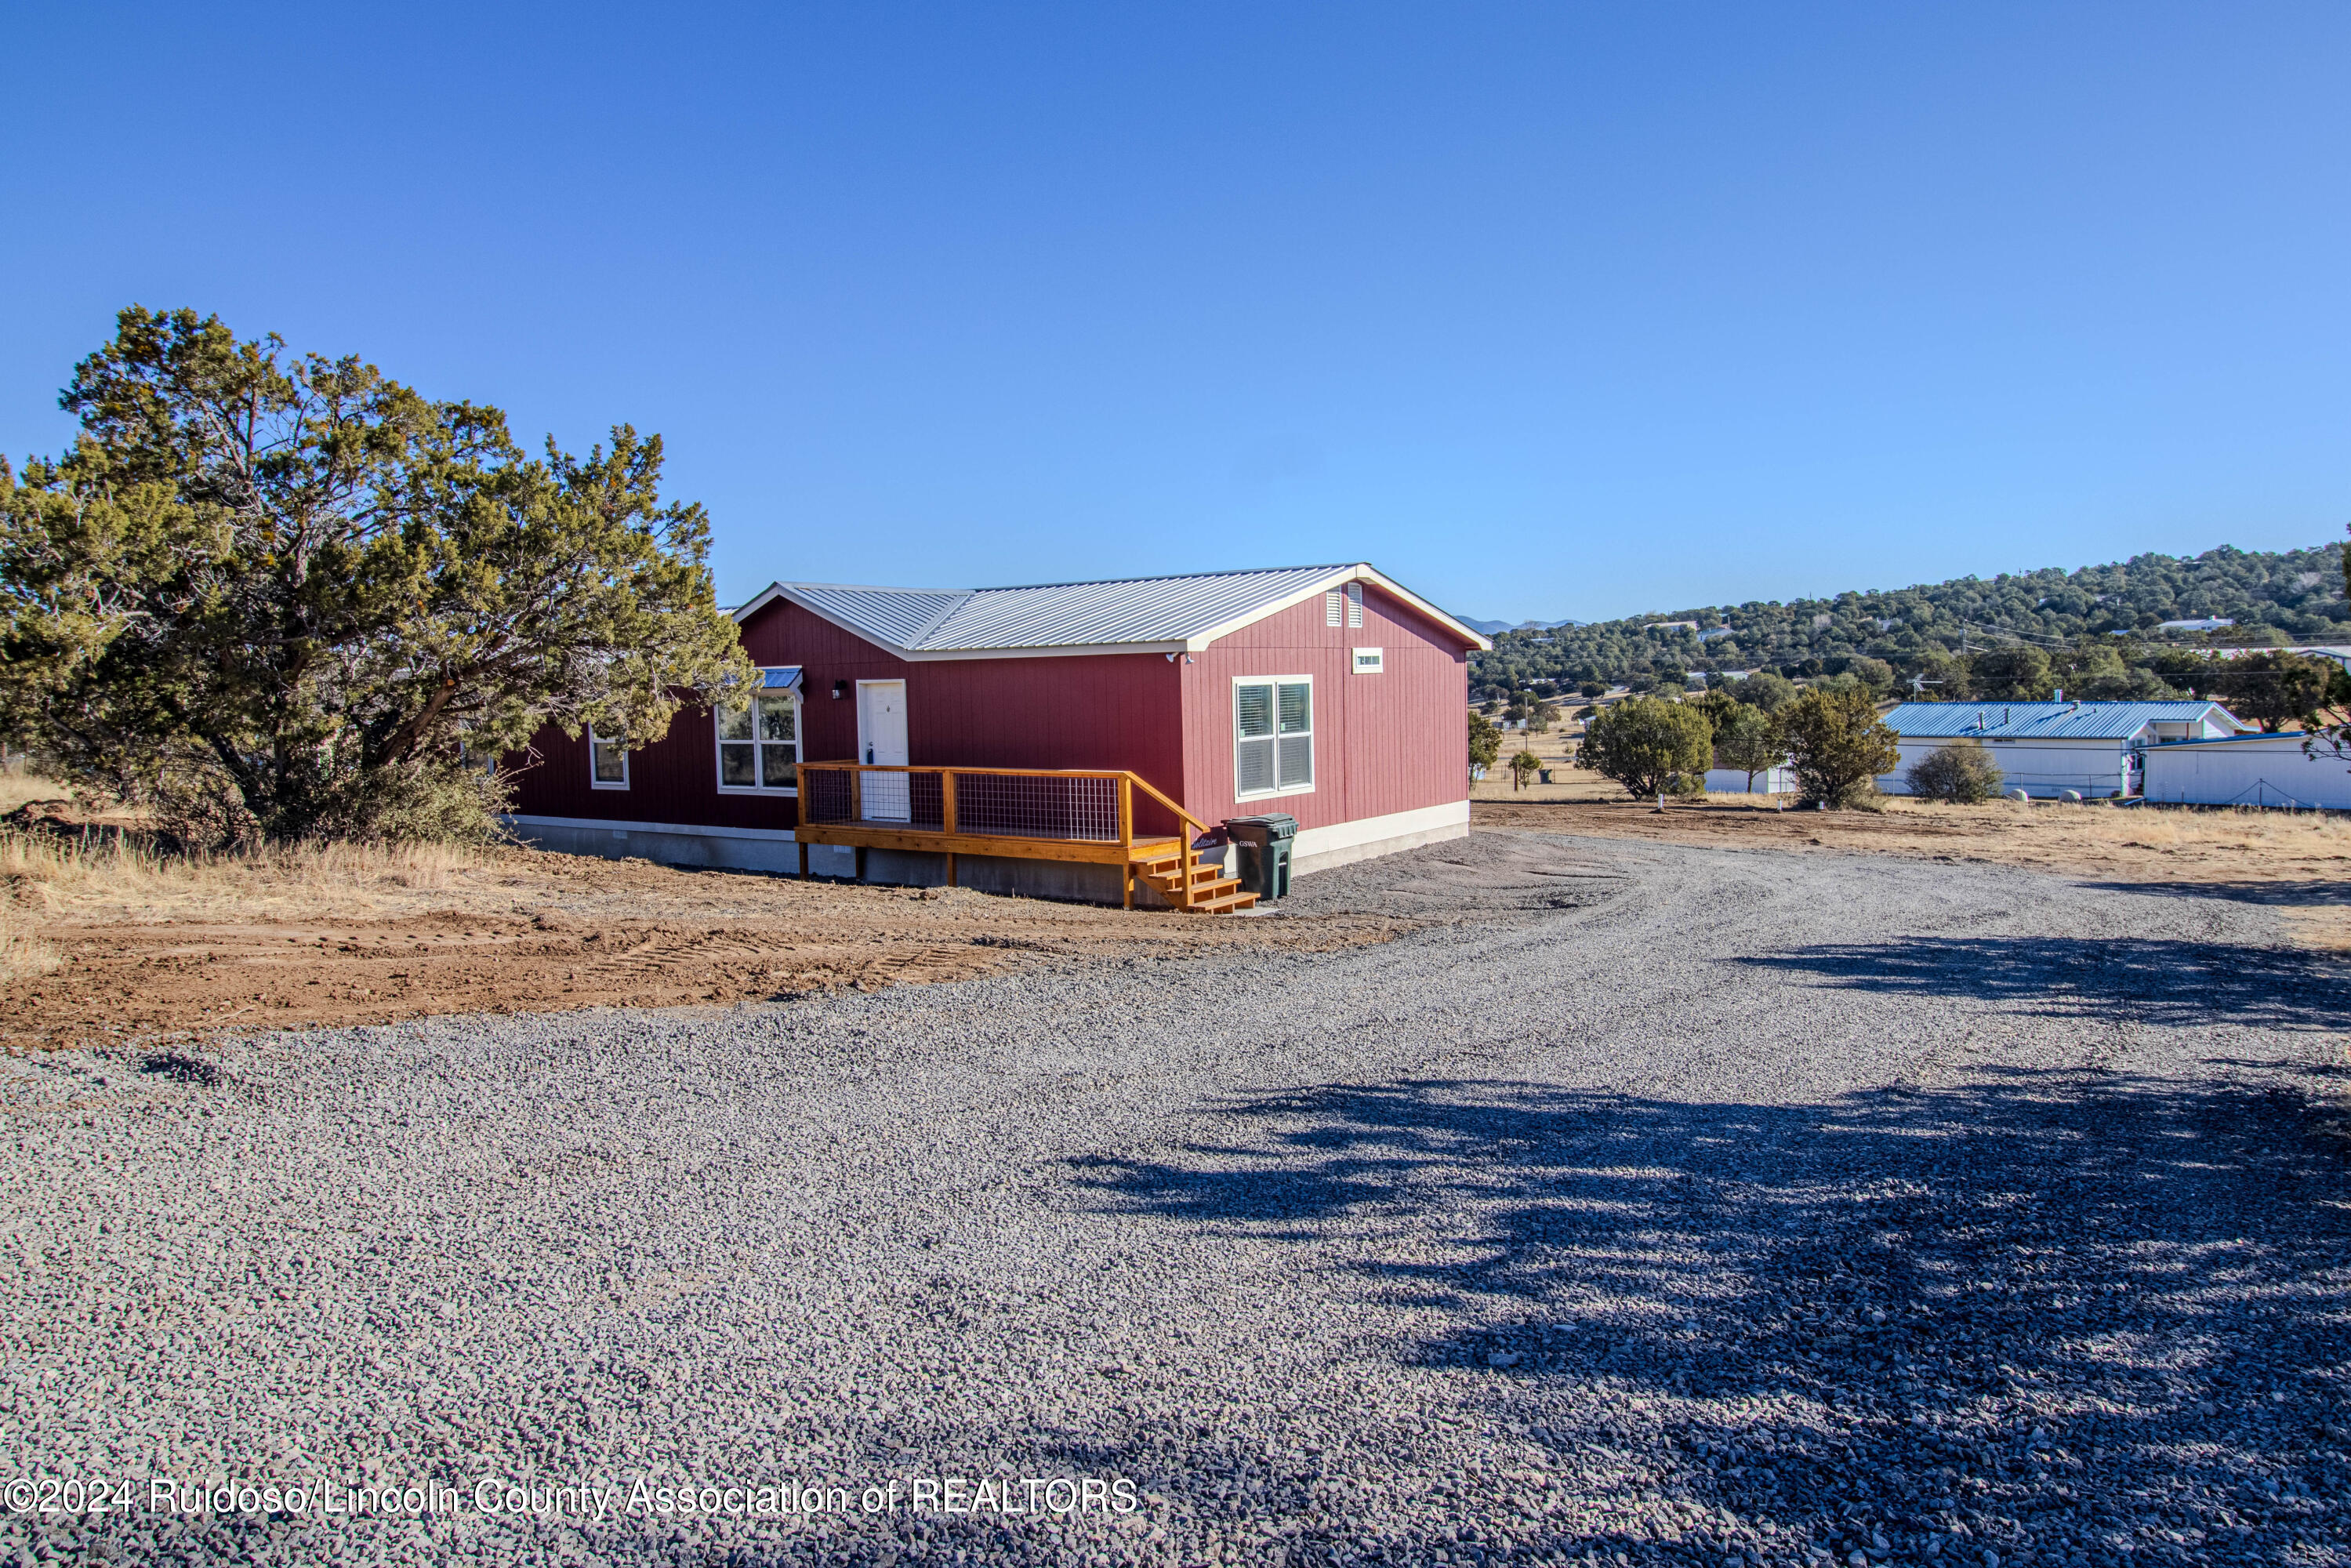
[3, 830, 2345, 1567]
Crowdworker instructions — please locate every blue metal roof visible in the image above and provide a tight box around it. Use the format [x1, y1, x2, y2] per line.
[1883, 700, 2244, 741]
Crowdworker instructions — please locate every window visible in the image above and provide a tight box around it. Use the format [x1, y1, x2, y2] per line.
[1325, 590, 1343, 626]
[589, 731, 629, 789]
[1346, 582, 1363, 627]
[1235, 677, 1312, 797]
[1351, 647, 1384, 674]
[717, 685, 800, 793]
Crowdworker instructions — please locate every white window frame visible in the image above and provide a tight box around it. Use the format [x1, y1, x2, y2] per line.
[588, 730, 630, 790]
[1351, 647, 1384, 674]
[1233, 674, 1315, 800]
[714, 677, 802, 796]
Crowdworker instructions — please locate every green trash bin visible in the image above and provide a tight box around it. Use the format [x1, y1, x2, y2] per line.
[1224, 813, 1297, 902]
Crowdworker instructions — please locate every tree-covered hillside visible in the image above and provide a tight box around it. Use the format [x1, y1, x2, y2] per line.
[1472, 540, 2349, 697]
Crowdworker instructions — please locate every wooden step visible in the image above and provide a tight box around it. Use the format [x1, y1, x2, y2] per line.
[1141, 865, 1227, 890]
[1135, 866, 1257, 913]
[1141, 874, 1236, 902]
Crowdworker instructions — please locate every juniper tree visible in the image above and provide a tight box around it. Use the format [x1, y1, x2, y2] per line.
[1775, 688, 1901, 808]
[1575, 695, 1712, 805]
[0, 307, 753, 843]
[1711, 702, 1787, 792]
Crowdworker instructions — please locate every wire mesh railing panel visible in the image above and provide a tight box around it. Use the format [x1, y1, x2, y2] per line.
[800, 767, 1126, 842]
[802, 767, 856, 826]
[906, 771, 945, 831]
[954, 771, 1120, 840]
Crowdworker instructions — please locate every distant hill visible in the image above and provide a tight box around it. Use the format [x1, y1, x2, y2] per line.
[1457, 615, 1583, 637]
[1471, 541, 2349, 694]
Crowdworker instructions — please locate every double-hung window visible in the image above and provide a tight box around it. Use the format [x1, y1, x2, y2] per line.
[1235, 677, 1313, 797]
[589, 731, 629, 789]
[716, 676, 800, 793]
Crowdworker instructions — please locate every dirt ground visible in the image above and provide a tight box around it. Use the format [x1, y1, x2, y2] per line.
[13, 739, 2351, 1051]
[0, 834, 1400, 1053]
[1478, 789, 2351, 949]
[1473, 710, 2351, 946]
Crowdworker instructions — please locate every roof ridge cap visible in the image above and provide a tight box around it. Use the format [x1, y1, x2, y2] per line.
[902, 590, 981, 648]
[969, 564, 1351, 593]
[779, 580, 971, 595]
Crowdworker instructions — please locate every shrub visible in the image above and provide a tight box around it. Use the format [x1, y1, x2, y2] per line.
[1725, 671, 1798, 713]
[1776, 688, 1900, 808]
[1467, 712, 1503, 772]
[1904, 739, 2005, 804]
[1576, 696, 1714, 804]
[1711, 702, 1787, 790]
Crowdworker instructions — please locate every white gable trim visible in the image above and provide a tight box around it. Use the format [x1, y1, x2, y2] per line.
[1182, 564, 1492, 652]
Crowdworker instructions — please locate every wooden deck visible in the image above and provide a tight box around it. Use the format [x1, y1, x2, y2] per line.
[793, 763, 1256, 912]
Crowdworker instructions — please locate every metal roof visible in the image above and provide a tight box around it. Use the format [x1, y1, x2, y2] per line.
[1883, 700, 2248, 741]
[782, 586, 972, 648]
[732, 564, 1491, 658]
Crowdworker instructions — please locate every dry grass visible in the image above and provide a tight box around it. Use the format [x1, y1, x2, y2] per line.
[1478, 789, 2351, 948]
[0, 908, 60, 985]
[0, 770, 71, 816]
[1871, 793, 2351, 858]
[0, 829, 503, 926]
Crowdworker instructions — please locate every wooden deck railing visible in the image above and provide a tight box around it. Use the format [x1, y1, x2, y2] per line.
[795, 762, 1208, 902]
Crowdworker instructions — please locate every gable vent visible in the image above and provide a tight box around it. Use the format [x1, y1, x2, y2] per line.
[1325, 590, 1343, 626]
[1345, 583, 1363, 627]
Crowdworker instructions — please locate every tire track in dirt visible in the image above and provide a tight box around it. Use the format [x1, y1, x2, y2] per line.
[2, 894, 1406, 1051]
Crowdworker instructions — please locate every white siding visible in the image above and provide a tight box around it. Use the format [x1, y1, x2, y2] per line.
[2141, 738, 2351, 808]
[1878, 739, 2134, 799]
[1705, 766, 1794, 794]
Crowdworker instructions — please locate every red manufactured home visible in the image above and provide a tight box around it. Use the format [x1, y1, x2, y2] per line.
[506, 564, 1489, 908]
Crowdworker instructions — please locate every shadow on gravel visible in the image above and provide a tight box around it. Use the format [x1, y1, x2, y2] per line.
[1076, 1073, 2351, 1566]
[2079, 877, 2351, 908]
[1739, 934, 2347, 1033]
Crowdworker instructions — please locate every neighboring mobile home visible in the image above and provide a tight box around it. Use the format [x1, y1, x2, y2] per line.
[506, 564, 1489, 906]
[2140, 731, 2351, 809]
[1876, 700, 2251, 799]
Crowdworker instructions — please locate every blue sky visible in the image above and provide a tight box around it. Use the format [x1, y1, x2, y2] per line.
[2, 4, 2345, 622]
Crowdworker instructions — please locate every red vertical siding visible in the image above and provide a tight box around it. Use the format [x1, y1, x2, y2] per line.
[508, 600, 1189, 834]
[1179, 584, 1470, 832]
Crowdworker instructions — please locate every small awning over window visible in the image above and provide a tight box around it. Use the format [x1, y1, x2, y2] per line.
[761, 666, 804, 692]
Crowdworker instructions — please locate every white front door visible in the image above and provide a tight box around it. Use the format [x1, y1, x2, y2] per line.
[856, 680, 910, 821]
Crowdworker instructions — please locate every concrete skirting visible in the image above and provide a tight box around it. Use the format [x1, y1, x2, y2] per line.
[505, 797, 1475, 902]
[861, 849, 1176, 909]
[1290, 800, 1472, 875]
[502, 815, 856, 879]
